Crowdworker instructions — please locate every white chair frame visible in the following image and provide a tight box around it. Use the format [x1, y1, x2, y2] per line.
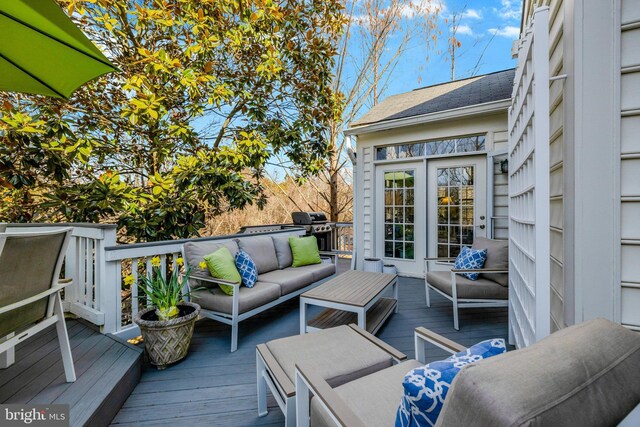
[424, 257, 508, 330]
[0, 229, 76, 382]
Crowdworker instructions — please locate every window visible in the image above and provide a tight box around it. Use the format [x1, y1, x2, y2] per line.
[376, 135, 485, 160]
[384, 170, 415, 260]
[437, 167, 475, 258]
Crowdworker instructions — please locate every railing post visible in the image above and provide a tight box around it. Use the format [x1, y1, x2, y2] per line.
[62, 235, 79, 311]
[96, 227, 119, 334]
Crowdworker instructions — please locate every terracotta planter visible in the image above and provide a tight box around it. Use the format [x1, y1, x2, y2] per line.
[134, 302, 200, 370]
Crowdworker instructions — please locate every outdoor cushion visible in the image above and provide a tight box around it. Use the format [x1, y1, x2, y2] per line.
[265, 325, 395, 388]
[396, 339, 506, 427]
[235, 249, 258, 288]
[236, 236, 279, 274]
[290, 262, 335, 282]
[472, 237, 508, 286]
[454, 246, 487, 280]
[258, 268, 314, 295]
[289, 235, 321, 267]
[190, 281, 281, 315]
[437, 318, 640, 427]
[427, 271, 508, 300]
[271, 234, 293, 269]
[203, 247, 241, 295]
[183, 240, 239, 288]
[310, 360, 424, 427]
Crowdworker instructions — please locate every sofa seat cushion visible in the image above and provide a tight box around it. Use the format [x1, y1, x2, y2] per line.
[258, 268, 314, 295]
[236, 236, 279, 274]
[437, 318, 640, 427]
[310, 360, 423, 427]
[288, 262, 335, 282]
[183, 240, 239, 288]
[472, 237, 508, 286]
[265, 325, 395, 388]
[191, 281, 280, 315]
[427, 271, 508, 300]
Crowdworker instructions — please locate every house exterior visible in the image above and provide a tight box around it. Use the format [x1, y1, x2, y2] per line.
[346, 69, 515, 277]
[506, 0, 640, 347]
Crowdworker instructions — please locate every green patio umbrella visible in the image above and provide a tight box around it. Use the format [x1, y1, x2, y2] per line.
[0, 0, 117, 99]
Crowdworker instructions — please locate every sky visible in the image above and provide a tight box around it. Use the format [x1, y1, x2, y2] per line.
[378, 0, 522, 97]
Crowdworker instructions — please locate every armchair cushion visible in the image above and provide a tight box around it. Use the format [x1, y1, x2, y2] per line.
[395, 339, 506, 427]
[472, 237, 508, 286]
[453, 247, 487, 280]
[426, 271, 508, 300]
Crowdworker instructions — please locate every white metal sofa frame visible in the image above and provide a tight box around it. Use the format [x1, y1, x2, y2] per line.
[255, 324, 406, 427]
[424, 257, 509, 330]
[182, 248, 338, 353]
[0, 228, 76, 382]
[294, 326, 463, 427]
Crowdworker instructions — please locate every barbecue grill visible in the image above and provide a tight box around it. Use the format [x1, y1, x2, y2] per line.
[290, 212, 335, 251]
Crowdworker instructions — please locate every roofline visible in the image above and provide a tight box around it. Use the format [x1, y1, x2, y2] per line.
[344, 98, 511, 136]
[410, 67, 516, 93]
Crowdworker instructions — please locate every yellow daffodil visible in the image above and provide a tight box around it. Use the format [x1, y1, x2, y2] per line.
[176, 257, 184, 267]
[199, 261, 207, 269]
[151, 256, 161, 268]
[124, 274, 134, 286]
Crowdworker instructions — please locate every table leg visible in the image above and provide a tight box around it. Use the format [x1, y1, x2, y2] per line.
[358, 309, 366, 331]
[300, 298, 307, 334]
[393, 279, 399, 313]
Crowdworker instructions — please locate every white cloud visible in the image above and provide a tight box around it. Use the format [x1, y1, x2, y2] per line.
[488, 26, 520, 38]
[399, 0, 446, 19]
[461, 9, 482, 20]
[494, 0, 521, 21]
[455, 24, 474, 36]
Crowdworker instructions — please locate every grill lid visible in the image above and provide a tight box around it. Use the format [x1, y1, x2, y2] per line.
[292, 211, 328, 224]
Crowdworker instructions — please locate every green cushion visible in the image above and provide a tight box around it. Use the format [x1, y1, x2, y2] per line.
[289, 236, 322, 268]
[203, 247, 241, 295]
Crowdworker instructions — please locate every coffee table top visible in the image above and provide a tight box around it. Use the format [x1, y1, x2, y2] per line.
[301, 270, 397, 307]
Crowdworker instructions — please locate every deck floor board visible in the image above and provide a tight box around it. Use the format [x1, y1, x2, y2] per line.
[113, 261, 509, 426]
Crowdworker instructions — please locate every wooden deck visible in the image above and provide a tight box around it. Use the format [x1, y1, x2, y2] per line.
[0, 320, 142, 427]
[112, 263, 509, 426]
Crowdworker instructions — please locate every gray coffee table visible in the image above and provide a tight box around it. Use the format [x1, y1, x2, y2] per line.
[300, 270, 398, 334]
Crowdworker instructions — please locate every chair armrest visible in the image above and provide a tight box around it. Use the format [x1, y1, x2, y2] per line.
[319, 251, 339, 257]
[0, 283, 68, 315]
[295, 362, 367, 427]
[190, 274, 240, 287]
[414, 327, 466, 363]
[450, 268, 508, 274]
[348, 324, 407, 362]
[257, 344, 295, 398]
[424, 257, 456, 262]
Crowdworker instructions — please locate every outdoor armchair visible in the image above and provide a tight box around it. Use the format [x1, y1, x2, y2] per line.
[425, 237, 509, 329]
[295, 318, 640, 427]
[0, 228, 76, 382]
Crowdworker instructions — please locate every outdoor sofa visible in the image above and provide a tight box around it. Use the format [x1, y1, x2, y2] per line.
[295, 318, 640, 426]
[183, 231, 337, 352]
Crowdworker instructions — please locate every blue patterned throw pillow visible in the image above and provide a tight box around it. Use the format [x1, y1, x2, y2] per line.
[235, 249, 257, 288]
[454, 246, 487, 280]
[395, 338, 506, 427]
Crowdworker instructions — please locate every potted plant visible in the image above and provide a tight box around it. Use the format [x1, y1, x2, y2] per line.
[132, 256, 201, 370]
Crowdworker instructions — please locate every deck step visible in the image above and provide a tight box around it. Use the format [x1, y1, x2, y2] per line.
[308, 297, 397, 334]
[0, 320, 143, 427]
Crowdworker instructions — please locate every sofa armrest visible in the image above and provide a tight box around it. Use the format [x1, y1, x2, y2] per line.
[348, 324, 407, 363]
[190, 274, 240, 287]
[295, 362, 367, 427]
[414, 327, 466, 363]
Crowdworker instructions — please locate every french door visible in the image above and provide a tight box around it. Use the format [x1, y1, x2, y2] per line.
[427, 156, 487, 265]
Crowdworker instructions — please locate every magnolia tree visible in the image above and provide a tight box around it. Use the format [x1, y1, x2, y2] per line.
[0, 0, 345, 241]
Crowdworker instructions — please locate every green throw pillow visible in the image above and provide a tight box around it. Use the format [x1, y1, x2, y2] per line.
[289, 236, 322, 267]
[203, 247, 241, 296]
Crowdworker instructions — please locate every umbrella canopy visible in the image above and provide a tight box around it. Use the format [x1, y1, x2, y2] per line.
[0, 0, 117, 99]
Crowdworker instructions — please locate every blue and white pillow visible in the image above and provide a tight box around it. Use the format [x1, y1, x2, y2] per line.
[395, 338, 506, 427]
[235, 249, 257, 288]
[454, 246, 487, 280]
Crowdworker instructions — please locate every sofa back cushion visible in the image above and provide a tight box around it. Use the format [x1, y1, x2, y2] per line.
[272, 234, 293, 269]
[236, 236, 279, 274]
[437, 318, 640, 427]
[472, 237, 508, 286]
[183, 240, 239, 288]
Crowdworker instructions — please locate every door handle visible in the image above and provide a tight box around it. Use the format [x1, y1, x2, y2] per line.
[476, 224, 485, 230]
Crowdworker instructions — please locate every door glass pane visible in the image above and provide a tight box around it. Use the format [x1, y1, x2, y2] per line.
[436, 166, 475, 257]
[383, 169, 415, 260]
